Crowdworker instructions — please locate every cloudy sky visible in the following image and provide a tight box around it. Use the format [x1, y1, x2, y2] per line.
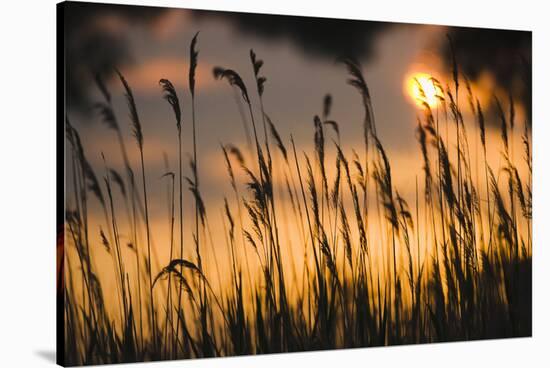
[64, 2, 531, 303]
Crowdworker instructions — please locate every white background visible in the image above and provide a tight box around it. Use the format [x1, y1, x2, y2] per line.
[0, 0, 548, 366]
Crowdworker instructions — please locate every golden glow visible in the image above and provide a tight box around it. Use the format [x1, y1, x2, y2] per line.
[406, 72, 441, 108]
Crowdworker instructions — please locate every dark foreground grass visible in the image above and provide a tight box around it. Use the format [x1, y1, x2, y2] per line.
[61, 35, 532, 365]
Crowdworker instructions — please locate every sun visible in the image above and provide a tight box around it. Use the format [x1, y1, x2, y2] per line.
[405, 72, 442, 108]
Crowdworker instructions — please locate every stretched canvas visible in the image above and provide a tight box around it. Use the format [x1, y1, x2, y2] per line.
[57, 1, 532, 366]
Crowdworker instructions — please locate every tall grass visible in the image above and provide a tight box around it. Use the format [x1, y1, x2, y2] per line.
[62, 36, 531, 365]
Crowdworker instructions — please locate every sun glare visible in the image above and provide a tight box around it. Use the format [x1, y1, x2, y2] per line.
[406, 72, 441, 108]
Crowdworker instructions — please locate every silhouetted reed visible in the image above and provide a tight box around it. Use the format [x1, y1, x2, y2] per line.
[63, 34, 531, 365]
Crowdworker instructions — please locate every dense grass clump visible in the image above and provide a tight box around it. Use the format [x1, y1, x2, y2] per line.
[61, 35, 531, 365]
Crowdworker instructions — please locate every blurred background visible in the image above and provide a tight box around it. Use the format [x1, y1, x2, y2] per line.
[63, 1, 531, 314]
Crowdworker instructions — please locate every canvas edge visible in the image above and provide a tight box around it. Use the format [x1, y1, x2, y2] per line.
[56, 1, 66, 366]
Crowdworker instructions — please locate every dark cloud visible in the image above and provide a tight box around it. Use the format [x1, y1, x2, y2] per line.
[446, 27, 531, 116]
[447, 27, 531, 85]
[63, 2, 167, 112]
[191, 9, 387, 61]
[62, 2, 531, 115]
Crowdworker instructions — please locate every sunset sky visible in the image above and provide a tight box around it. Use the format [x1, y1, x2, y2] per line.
[64, 2, 531, 306]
